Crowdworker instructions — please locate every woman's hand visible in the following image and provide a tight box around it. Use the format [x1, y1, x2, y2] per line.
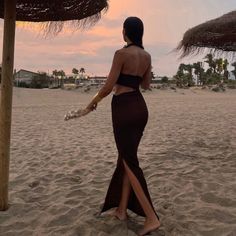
[86, 101, 97, 111]
[64, 107, 91, 121]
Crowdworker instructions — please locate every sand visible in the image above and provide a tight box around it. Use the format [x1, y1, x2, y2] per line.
[0, 87, 236, 236]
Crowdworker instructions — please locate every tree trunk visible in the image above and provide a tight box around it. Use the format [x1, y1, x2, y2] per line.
[0, 0, 16, 211]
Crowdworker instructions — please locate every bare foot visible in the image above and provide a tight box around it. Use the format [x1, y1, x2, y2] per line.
[138, 218, 161, 236]
[111, 209, 128, 221]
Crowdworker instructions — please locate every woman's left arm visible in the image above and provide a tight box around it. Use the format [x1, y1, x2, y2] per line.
[86, 50, 124, 111]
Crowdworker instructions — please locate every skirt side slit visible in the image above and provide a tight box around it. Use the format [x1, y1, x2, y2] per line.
[100, 90, 158, 218]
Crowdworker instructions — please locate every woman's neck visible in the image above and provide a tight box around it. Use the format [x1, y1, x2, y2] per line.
[126, 39, 132, 46]
[125, 42, 144, 49]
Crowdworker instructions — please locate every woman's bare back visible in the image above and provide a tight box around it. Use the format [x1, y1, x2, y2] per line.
[114, 45, 151, 95]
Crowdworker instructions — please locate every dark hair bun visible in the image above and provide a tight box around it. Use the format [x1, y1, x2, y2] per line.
[123, 17, 144, 48]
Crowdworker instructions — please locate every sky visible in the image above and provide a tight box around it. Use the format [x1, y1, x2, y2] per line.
[0, 0, 236, 77]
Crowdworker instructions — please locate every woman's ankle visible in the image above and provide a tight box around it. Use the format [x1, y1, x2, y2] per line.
[116, 207, 127, 214]
[113, 208, 128, 220]
[146, 213, 159, 223]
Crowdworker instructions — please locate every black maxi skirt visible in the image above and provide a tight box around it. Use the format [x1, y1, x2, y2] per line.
[100, 90, 158, 217]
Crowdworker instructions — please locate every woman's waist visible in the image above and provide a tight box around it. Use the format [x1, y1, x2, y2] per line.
[113, 85, 140, 97]
[112, 89, 146, 108]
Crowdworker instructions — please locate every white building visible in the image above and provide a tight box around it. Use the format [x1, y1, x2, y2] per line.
[229, 71, 236, 80]
[15, 69, 41, 85]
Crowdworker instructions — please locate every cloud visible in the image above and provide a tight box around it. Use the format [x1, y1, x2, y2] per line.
[0, 0, 235, 77]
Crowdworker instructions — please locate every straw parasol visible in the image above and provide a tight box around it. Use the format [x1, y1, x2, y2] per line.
[177, 10, 236, 57]
[0, 0, 109, 34]
[0, 0, 108, 211]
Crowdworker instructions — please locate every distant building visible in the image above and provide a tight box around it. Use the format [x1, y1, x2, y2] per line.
[15, 69, 50, 88]
[15, 69, 39, 85]
[88, 76, 107, 86]
[151, 76, 174, 84]
[229, 71, 236, 80]
[151, 76, 162, 84]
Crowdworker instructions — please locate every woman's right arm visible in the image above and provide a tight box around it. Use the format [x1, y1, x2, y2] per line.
[86, 50, 124, 111]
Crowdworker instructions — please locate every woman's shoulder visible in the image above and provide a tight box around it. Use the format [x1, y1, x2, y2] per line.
[139, 49, 151, 64]
[112, 48, 126, 63]
[112, 48, 129, 62]
[142, 50, 151, 60]
[115, 47, 151, 57]
[114, 47, 127, 55]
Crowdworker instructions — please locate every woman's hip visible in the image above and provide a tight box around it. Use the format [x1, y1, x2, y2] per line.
[111, 91, 148, 129]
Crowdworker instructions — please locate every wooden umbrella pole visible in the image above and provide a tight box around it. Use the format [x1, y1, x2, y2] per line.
[0, 0, 16, 211]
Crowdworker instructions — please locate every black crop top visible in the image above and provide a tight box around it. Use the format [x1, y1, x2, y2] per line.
[116, 73, 142, 89]
[115, 43, 144, 89]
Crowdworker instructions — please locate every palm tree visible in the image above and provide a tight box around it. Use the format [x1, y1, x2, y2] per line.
[175, 64, 185, 87]
[52, 69, 60, 86]
[72, 68, 79, 84]
[52, 69, 59, 78]
[151, 71, 155, 79]
[174, 63, 194, 87]
[179, 63, 185, 74]
[79, 67, 85, 79]
[204, 53, 216, 74]
[53, 69, 65, 86]
[193, 62, 204, 85]
[223, 59, 229, 82]
[183, 64, 194, 87]
[215, 58, 224, 75]
[60, 70, 66, 77]
[60, 70, 65, 86]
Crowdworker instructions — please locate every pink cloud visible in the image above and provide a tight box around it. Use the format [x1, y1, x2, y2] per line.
[0, 0, 235, 76]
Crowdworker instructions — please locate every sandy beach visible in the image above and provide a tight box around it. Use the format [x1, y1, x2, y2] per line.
[0, 87, 236, 236]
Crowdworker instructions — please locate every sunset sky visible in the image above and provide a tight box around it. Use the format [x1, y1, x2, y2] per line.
[0, 0, 235, 77]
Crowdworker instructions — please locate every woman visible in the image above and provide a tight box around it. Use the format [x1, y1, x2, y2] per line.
[86, 17, 160, 236]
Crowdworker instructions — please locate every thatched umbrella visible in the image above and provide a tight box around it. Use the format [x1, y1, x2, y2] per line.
[0, 0, 108, 211]
[177, 10, 236, 57]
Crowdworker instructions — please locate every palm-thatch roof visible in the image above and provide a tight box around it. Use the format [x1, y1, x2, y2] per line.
[0, 0, 109, 211]
[0, 0, 109, 34]
[177, 10, 236, 57]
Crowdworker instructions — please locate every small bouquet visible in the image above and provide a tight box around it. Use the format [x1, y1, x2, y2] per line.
[64, 108, 91, 121]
